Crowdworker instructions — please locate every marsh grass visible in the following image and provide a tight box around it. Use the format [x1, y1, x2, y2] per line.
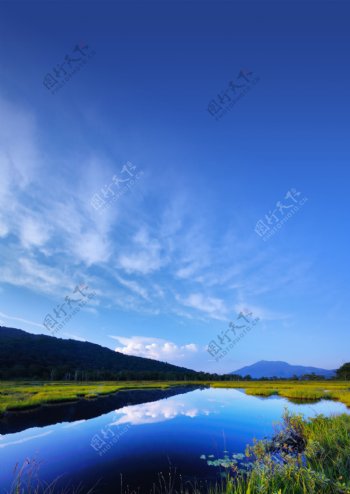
[7, 458, 97, 494]
[330, 391, 350, 407]
[241, 412, 350, 493]
[1, 380, 349, 416]
[244, 388, 278, 397]
[0, 381, 173, 415]
[278, 387, 331, 401]
[210, 381, 350, 408]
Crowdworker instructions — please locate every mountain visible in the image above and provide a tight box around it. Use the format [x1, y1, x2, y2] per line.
[231, 360, 335, 379]
[0, 326, 199, 380]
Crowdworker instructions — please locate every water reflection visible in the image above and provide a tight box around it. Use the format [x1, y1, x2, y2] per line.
[0, 385, 202, 435]
[0, 429, 54, 449]
[0, 388, 348, 494]
[110, 400, 207, 426]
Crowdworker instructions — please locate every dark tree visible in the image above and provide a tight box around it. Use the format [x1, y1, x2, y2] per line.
[336, 362, 350, 380]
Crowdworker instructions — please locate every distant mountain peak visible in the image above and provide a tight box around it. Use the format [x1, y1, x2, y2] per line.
[231, 360, 335, 379]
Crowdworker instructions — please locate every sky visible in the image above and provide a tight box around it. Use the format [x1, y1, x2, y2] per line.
[0, 0, 349, 374]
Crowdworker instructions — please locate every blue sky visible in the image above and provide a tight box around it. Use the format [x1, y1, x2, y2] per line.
[0, 0, 349, 373]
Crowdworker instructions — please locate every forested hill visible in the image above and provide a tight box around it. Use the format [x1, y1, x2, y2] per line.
[0, 326, 200, 380]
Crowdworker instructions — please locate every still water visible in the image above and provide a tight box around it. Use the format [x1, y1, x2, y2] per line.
[0, 386, 348, 493]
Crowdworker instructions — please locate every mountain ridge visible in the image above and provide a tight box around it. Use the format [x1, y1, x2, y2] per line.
[0, 326, 199, 380]
[231, 360, 335, 378]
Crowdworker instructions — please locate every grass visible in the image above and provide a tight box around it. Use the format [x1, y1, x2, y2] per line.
[225, 412, 350, 493]
[193, 411, 350, 494]
[244, 388, 279, 397]
[210, 381, 350, 407]
[7, 458, 96, 494]
[0, 380, 349, 416]
[0, 381, 175, 415]
[329, 391, 350, 407]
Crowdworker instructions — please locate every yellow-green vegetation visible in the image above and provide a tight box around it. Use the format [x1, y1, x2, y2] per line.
[0, 380, 349, 416]
[210, 380, 350, 407]
[330, 391, 350, 407]
[244, 388, 278, 397]
[0, 381, 173, 415]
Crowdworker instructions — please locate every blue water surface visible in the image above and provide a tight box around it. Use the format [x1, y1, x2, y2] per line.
[0, 387, 348, 493]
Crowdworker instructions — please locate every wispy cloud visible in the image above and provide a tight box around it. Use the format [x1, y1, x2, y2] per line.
[233, 302, 290, 321]
[0, 310, 43, 329]
[114, 274, 150, 300]
[176, 293, 229, 321]
[117, 228, 167, 275]
[0, 430, 53, 448]
[0, 92, 312, 342]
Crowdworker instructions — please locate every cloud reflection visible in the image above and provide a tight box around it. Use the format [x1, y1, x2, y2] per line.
[109, 398, 210, 426]
[0, 430, 53, 448]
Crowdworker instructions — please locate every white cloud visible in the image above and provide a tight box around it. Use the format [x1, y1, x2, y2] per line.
[177, 292, 229, 321]
[109, 335, 198, 361]
[0, 220, 9, 238]
[0, 310, 43, 329]
[19, 216, 51, 248]
[0, 93, 119, 306]
[175, 264, 199, 279]
[0, 93, 306, 335]
[114, 274, 149, 300]
[233, 302, 289, 321]
[118, 228, 166, 275]
[0, 251, 79, 298]
[0, 96, 39, 195]
[71, 231, 111, 266]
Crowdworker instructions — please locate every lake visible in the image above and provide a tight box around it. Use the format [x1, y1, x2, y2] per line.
[0, 386, 349, 493]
